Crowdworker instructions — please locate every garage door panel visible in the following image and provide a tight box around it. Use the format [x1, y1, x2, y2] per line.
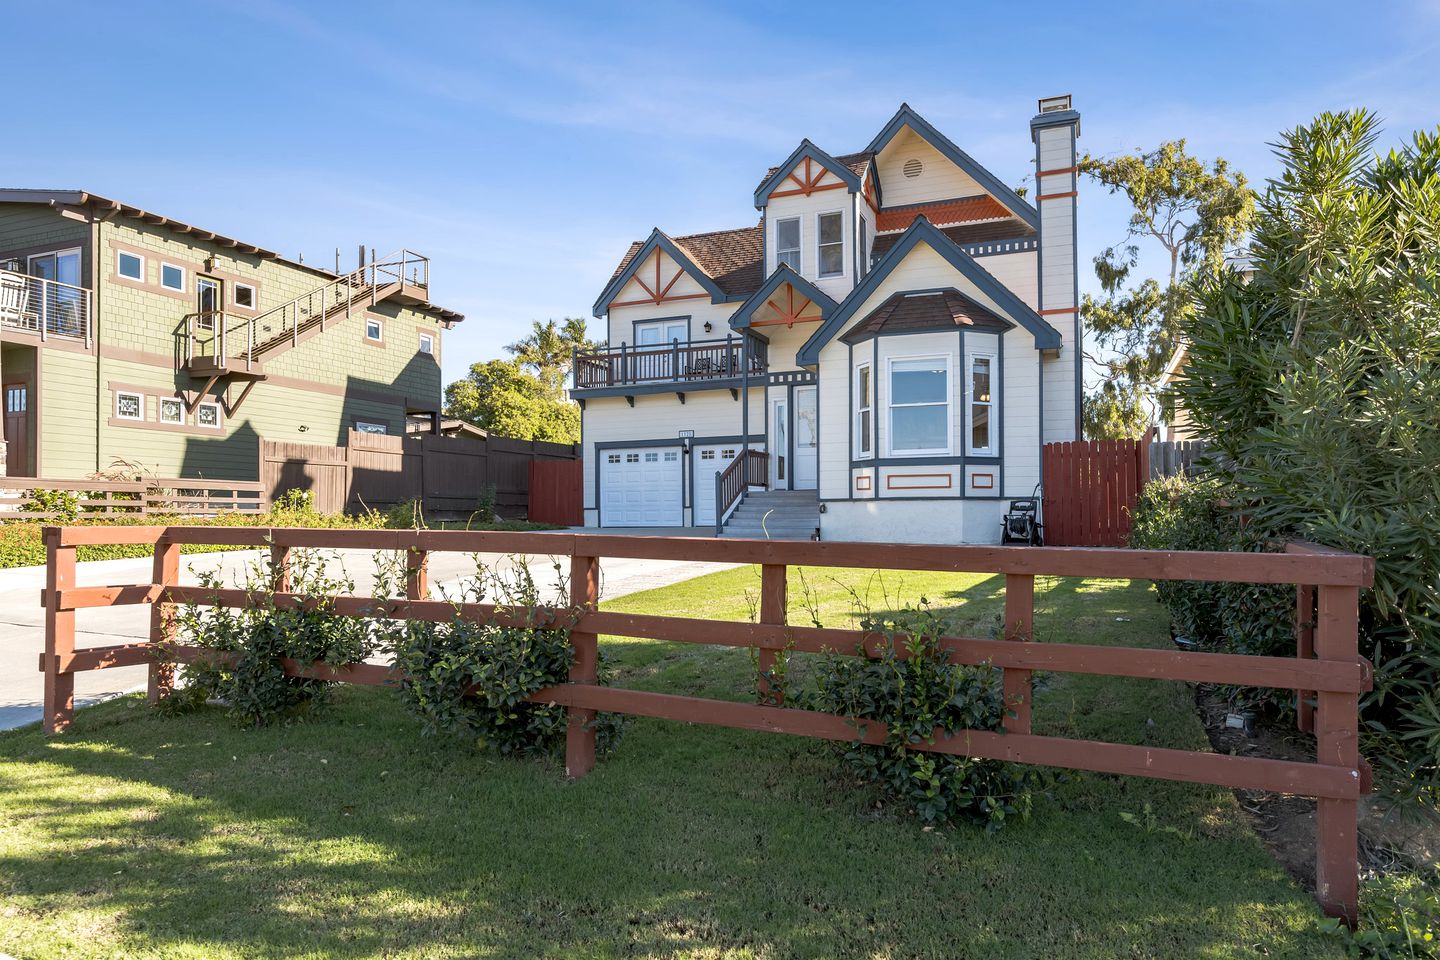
[601, 447, 683, 527]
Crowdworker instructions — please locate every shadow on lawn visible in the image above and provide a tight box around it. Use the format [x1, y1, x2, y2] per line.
[0, 574, 1339, 960]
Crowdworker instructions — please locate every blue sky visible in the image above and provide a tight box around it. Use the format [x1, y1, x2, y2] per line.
[8, 0, 1439, 385]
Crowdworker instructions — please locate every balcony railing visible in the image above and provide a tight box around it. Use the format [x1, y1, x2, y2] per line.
[573, 334, 767, 390]
[0, 269, 91, 345]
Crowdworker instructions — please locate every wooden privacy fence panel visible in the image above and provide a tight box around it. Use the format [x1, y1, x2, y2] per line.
[528, 459, 583, 526]
[37, 526, 1374, 924]
[260, 430, 579, 519]
[1150, 439, 1210, 479]
[1042, 440, 1150, 547]
[0, 477, 265, 519]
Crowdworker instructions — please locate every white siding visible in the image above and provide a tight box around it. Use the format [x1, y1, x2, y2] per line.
[822, 499, 1005, 544]
[1002, 329, 1041, 498]
[1035, 121, 1080, 443]
[764, 189, 856, 303]
[817, 338, 850, 500]
[977, 251, 1038, 309]
[874, 126, 985, 208]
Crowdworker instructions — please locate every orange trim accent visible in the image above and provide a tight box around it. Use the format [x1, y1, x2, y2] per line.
[1036, 190, 1078, 201]
[1038, 307, 1078, 316]
[885, 473, 954, 491]
[970, 472, 995, 490]
[754, 282, 822, 328]
[1037, 166, 1078, 177]
[609, 292, 709, 309]
[768, 181, 847, 199]
[769, 154, 848, 200]
[608, 249, 711, 309]
[855, 475, 872, 491]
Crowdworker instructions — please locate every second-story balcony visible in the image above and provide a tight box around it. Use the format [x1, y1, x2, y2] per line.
[0, 268, 92, 345]
[573, 334, 768, 391]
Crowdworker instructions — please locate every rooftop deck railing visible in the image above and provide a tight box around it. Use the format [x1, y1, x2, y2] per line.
[0, 269, 91, 346]
[573, 334, 767, 390]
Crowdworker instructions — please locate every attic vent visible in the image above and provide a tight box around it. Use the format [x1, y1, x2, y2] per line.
[903, 158, 923, 179]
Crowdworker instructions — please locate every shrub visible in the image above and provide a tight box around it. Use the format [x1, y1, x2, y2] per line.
[167, 550, 380, 726]
[806, 598, 1037, 830]
[390, 557, 622, 757]
[1327, 868, 1440, 958]
[22, 489, 80, 521]
[383, 498, 426, 529]
[271, 488, 318, 515]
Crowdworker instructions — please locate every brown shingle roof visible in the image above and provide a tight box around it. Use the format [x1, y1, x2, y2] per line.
[606, 223, 764, 300]
[842, 289, 1010, 342]
[870, 218, 1035, 260]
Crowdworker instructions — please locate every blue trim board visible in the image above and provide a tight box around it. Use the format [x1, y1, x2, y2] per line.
[729, 263, 838, 331]
[753, 139, 863, 210]
[592, 229, 731, 317]
[1029, 109, 1081, 142]
[796, 216, 1062, 365]
[866, 104, 1039, 230]
[571, 377, 746, 400]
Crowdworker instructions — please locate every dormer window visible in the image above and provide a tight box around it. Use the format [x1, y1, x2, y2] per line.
[776, 218, 800, 272]
[817, 212, 843, 278]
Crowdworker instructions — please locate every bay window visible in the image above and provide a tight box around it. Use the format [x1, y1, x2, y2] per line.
[855, 363, 873, 457]
[887, 356, 950, 455]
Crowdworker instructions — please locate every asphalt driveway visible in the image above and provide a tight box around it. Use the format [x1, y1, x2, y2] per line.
[0, 547, 736, 731]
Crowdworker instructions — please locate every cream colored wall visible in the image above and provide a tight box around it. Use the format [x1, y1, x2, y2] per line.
[822, 498, 1006, 544]
[976, 252, 1038, 309]
[874, 127, 986, 207]
[1035, 122, 1080, 443]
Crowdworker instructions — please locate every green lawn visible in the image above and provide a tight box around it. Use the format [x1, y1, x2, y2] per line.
[0, 566, 1338, 959]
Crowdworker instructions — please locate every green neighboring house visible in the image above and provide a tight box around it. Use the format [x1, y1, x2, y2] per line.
[0, 189, 462, 481]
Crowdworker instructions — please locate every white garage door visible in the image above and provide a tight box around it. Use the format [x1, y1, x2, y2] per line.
[600, 447, 683, 526]
[692, 444, 741, 527]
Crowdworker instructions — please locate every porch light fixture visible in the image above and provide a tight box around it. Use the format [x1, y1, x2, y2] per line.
[703, 321, 713, 333]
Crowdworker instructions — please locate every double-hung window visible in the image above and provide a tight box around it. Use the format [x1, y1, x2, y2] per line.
[775, 218, 800, 272]
[817, 212, 843, 277]
[887, 356, 950, 455]
[855, 363, 873, 457]
[968, 354, 996, 455]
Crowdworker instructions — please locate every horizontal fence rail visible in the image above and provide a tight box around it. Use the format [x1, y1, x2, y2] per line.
[36, 525, 1374, 924]
[0, 479, 266, 520]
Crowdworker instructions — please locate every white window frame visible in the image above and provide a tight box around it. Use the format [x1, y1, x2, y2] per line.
[159, 261, 186, 292]
[966, 352, 997, 456]
[115, 391, 144, 421]
[354, 420, 387, 435]
[158, 396, 184, 425]
[365, 317, 383, 342]
[232, 282, 257, 311]
[816, 210, 845, 279]
[885, 354, 952, 457]
[418, 332, 435, 355]
[855, 362, 873, 458]
[196, 401, 222, 429]
[116, 250, 144, 282]
[775, 217, 801, 273]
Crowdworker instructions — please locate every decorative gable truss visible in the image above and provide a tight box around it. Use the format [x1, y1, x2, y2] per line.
[753, 140, 863, 209]
[731, 265, 838, 331]
[592, 229, 731, 316]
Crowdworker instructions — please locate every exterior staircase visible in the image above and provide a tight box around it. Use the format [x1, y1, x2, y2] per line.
[182, 249, 432, 382]
[719, 489, 820, 540]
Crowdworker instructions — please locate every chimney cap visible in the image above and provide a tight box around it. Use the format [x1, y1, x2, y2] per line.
[1037, 94, 1073, 114]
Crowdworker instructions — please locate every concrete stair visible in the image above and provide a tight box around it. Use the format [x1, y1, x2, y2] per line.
[719, 489, 819, 540]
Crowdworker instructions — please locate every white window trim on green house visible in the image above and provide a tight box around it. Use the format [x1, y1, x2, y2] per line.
[195, 401, 222, 429]
[160, 262, 186, 292]
[355, 420, 387, 434]
[115, 391, 144, 421]
[233, 282, 257, 310]
[365, 318, 383, 342]
[419, 332, 434, 355]
[159, 397, 184, 425]
[117, 250, 144, 282]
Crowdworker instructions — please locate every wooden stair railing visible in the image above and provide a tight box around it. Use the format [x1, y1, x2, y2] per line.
[714, 449, 769, 535]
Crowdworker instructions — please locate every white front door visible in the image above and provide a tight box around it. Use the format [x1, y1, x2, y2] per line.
[793, 386, 817, 490]
[692, 444, 741, 527]
[600, 447, 683, 526]
[770, 398, 788, 488]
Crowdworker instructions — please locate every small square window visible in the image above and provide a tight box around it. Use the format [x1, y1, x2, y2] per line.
[233, 283, 257, 310]
[626, 453, 639, 463]
[160, 262, 185, 291]
[115, 392, 143, 420]
[159, 397, 183, 424]
[365, 318, 383, 342]
[196, 402, 221, 428]
[663, 451, 677, 462]
[721, 448, 736, 459]
[117, 251, 143, 281]
[607, 453, 621, 464]
[644, 452, 658, 462]
[419, 333, 435, 355]
[700, 449, 715, 460]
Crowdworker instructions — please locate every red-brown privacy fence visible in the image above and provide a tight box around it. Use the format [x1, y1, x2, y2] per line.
[38, 527, 1373, 923]
[1042, 440, 1150, 546]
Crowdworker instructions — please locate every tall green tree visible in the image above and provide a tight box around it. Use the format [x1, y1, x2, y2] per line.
[1181, 111, 1440, 794]
[1079, 141, 1255, 437]
[444, 317, 597, 444]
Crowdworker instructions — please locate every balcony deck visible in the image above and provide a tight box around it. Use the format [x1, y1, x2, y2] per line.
[573, 335, 767, 392]
[0, 269, 91, 345]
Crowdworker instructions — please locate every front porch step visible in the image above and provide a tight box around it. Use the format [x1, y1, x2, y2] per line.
[719, 489, 820, 540]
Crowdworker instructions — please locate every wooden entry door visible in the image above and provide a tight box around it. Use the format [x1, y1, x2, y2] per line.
[4, 382, 30, 476]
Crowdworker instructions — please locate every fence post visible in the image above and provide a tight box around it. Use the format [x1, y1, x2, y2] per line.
[1296, 583, 1316, 734]
[1314, 583, 1362, 926]
[42, 528, 76, 733]
[406, 546, 429, 600]
[1003, 574, 1034, 733]
[270, 543, 291, 593]
[759, 564, 787, 705]
[147, 537, 180, 704]
[566, 553, 601, 779]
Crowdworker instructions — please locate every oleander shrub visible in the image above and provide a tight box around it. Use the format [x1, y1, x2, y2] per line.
[806, 598, 1038, 830]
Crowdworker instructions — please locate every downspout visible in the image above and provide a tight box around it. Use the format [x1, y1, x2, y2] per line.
[91, 211, 103, 473]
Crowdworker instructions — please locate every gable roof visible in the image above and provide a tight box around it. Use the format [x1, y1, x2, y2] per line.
[864, 104, 1039, 230]
[729, 263, 838, 330]
[593, 225, 761, 316]
[0, 188, 465, 324]
[752, 140, 865, 209]
[841, 288, 1011, 342]
[797, 216, 1060, 365]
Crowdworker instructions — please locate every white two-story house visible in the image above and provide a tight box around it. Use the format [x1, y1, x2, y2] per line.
[574, 97, 1082, 542]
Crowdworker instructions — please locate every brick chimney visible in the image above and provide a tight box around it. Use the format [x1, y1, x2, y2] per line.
[1031, 94, 1082, 441]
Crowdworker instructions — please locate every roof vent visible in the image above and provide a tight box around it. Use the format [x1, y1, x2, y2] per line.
[1038, 94, 1072, 114]
[903, 158, 923, 179]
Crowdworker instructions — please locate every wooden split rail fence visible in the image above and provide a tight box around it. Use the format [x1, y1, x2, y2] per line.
[38, 526, 1374, 923]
